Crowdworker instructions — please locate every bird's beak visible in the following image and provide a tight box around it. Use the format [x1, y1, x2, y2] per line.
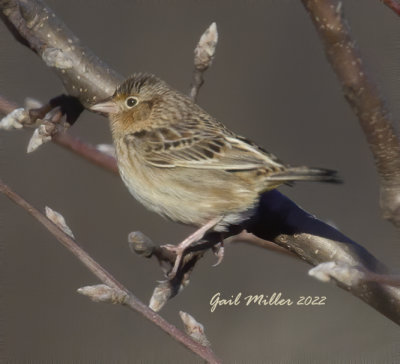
[90, 99, 119, 114]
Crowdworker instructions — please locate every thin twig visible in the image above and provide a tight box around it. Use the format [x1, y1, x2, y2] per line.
[227, 230, 296, 258]
[0, 94, 118, 174]
[53, 133, 118, 174]
[2, 0, 400, 325]
[129, 231, 220, 311]
[190, 69, 205, 102]
[301, 0, 400, 228]
[381, 0, 400, 15]
[0, 94, 18, 114]
[189, 22, 218, 101]
[0, 179, 221, 364]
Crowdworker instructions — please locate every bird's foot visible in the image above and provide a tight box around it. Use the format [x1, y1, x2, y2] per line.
[161, 216, 222, 279]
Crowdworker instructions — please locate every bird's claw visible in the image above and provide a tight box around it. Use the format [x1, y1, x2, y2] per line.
[160, 217, 222, 279]
[212, 242, 224, 267]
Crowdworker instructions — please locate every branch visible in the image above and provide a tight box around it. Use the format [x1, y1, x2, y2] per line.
[0, 0, 123, 107]
[53, 133, 118, 174]
[246, 190, 400, 324]
[0, 94, 118, 174]
[129, 231, 210, 312]
[1, 91, 290, 311]
[2, 0, 399, 325]
[189, 22, 218, 101]
[0, 93, 18, 114]
[309, 261, 400, 287]
[0, 179, 221, 364]
[226, 230, 296, 258]
[381, 0, 400, 15]
[301, 0, 400, 228]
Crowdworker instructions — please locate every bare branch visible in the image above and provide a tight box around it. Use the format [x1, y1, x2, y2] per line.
[96, 144, 116, 158]
[180, 311, 211, 347]
[364, 272, 400, 287]
[0, 180, 222, 364]
[129, 231, 207, 311]
[27, 108, 66, 153]
[380, 0, 400, 16]
[0, 0, 45, 52]
[190, 22, 218, 101]
[27, 121, 54, 152]
[309, 261, 400, 287]
[0, 95, 118, 174]
[45, 206, 75, 238]
[77, 284, 128, 304]
[247, 190, 400, 324]
[2, 0, 400, 326]
[309, 261, 365, 286]
[0, 107, 27, 129]
[301, 0, 400, 228]
[0, 93, 21, 114]
[0, 0, 122, 107]
[227, 230, 296, 258]
[53, 133, 118, 174]
[3, 94, 399, 323]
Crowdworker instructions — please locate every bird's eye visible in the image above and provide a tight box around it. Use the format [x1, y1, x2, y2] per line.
[125, 97, 138, 108]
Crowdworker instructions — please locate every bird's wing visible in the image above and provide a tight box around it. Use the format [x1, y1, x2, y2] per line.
[125, 123, 285, 171]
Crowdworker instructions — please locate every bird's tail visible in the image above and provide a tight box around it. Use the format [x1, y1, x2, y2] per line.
[267, 166, 342, 184]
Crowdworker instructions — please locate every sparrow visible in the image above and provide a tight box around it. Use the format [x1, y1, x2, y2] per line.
[91, 73, 340, 277]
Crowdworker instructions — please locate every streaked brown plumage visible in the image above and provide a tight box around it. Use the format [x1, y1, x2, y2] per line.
[92, 73, 339, 234]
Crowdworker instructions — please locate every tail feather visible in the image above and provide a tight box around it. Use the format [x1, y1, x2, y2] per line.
[267, 166, 342, 184]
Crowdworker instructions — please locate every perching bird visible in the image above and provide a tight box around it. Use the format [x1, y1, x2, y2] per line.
[91, 73, 340, 276]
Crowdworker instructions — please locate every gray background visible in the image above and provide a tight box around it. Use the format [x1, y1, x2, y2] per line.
[1, 0, 399, 362]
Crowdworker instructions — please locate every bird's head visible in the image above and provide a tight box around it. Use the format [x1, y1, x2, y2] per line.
[90, 73, 169, 134]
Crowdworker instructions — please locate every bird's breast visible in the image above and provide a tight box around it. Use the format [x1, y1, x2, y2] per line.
[114, 139, 260, 230]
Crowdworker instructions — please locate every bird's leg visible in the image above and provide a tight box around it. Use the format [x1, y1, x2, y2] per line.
[162, 216, 222, 279]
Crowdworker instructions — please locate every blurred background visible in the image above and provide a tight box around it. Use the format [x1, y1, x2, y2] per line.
[1, 0, 400, 362]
